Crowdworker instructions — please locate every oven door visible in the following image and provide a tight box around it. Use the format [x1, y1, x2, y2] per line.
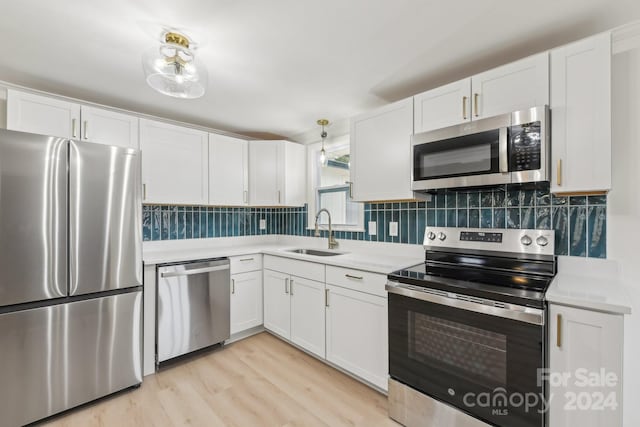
[387, 283, 545, 427]
[412, 114, 511, 191]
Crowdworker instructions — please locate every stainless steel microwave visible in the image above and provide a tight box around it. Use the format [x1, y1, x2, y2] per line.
[412, 106, 549, 191]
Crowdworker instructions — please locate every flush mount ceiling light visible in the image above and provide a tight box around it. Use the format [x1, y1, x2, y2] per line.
[142, 30, 208, 99]
[317, 119, 329, 167]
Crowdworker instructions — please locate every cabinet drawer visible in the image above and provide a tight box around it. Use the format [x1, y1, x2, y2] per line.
[326, 266, 387, 297]
[264, 255, 325, 283]
[229, 254, 262, 274]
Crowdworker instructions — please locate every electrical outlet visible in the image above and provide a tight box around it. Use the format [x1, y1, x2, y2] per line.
[259, 219, 267, 230]
[389, 222, 398, 237]
[368, 221, 377, 235]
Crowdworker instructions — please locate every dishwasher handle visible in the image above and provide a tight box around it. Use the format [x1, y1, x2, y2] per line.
[161, 264, 230, 278]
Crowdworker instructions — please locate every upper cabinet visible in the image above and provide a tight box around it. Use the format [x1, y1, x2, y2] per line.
[551, 32, 611, 194]
[248, 140, 306, 206]
[78, 106, 139, 149]
[350, 97, 414, 201]
[7, 89, 138, 149]
[7, 89, 80, 138]
[139, 119, 208, 205]
[414, 53, 549, 133]
[209, 133, 248, 206]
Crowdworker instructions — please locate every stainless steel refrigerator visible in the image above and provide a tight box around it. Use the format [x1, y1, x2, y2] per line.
[0, 129, 143, 426]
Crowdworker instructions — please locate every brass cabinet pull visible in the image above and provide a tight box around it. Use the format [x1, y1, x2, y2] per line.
[72, 118, 77, 138]
[83, 120, 88, 140]
[557, 314, 562, 348]
[325, 288, 329, 307]
[462, 96, 468, 119]
[345, 274, 363, 280]
[474, 93, 479, 117]
[285, 278, 289, 294]
[557, 159, 563, 186]
[231, 278, 235, 294]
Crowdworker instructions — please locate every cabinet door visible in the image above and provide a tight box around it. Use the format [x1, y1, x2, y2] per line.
[290, 276, 325, 358]
[80, 106, 139, 149]
[230, 270, 263, 335]
[549, 304, 623, 427]
[282, 141, 306, 206]
[248, 140, 281, 205]
[325, 285, 388, 390]
[6, 89, 80, 138]
[350, 97, 414, 201]
[414, 79, 471, 133]
[139, 119, 208, 205]
[263, 269, 291, 339]
[472, 52, 549, 119]
[551, 32, 611, 194]
[209, 134, 248, 206]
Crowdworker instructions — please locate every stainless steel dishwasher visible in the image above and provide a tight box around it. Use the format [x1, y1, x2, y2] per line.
[156, 258, 230, 366]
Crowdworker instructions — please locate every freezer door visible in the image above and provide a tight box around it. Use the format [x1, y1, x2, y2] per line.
[0, 291, 142, 426]
[69, 141, 142, 296]
[0, 130, 67, 306]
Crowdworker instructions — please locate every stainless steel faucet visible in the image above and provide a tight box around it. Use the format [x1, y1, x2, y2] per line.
[314, 208, 338, 249]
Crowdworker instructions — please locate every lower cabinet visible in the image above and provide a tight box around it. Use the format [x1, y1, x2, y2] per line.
[230, 270, 263, 335]
[548, 304, 624, 427]
[263, 269, 292, 338]
[325, 284, 388, 391]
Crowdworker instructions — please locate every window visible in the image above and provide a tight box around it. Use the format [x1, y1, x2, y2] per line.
[307, 134, 364, 231]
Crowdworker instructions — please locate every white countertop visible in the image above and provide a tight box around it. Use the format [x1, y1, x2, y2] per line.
[143, 235, 423, 275]
[546, 257, 633, 315]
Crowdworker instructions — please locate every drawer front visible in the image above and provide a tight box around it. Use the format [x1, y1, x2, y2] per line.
[264, 255, 325, 283]
[326, 266, 387, 297]
[229, 253, 263, 274]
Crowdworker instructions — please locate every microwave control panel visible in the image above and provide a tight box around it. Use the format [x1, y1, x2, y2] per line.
[510, 121, 541, 171]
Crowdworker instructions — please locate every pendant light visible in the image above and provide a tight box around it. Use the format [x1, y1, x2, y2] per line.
[142, 31, 208, 99]
[317, 119, 329, 167]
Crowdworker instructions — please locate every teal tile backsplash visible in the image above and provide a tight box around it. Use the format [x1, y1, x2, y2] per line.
[142, 183, 607, 258]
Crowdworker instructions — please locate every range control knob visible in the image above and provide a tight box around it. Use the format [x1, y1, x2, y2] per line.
[438, 232, 447, 241]
[427, 231, 436, 241]
[536, 236, 549, 247]
[521, 235, 533, 246]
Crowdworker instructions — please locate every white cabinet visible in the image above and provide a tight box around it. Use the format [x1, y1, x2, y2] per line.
[325, 284, 388, 390]
[139, 119, 208, 205]
[290, 276, 326, 358]
[551, 32, 611, 194]
[7, 90, 139, 149]
[263, 269, 292, 339]
[209, 133, 248, 206]
[413, 53, 549, 133]
[248, 140, 306, 206]
[350, 97, 414, 201]
[79, 106, 139, 149]
[7, 89, 80, 138]
[230, 270, 263, 335]
[549, 304, 623, 427]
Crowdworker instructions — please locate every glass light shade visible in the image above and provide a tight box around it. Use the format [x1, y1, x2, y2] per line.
[142, 43, 208, 99]
[319, 146, 328, 167]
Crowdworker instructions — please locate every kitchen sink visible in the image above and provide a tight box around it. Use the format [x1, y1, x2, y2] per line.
[287, 248, 345, 257]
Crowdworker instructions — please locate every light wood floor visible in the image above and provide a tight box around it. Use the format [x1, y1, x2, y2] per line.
[42, 332, 398, 427]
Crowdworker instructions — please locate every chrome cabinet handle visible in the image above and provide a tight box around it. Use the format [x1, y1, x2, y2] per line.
[278, 190, 281, 204]
[462, 96, 468, 119]
[240, 258, 254, 262]
[325, 288, 329, 307]
[143, 184, 147, 201]
[557, 159, 563, 186]
[243, 190, 248, 204]
[83, 120, 88, 140]
[231, 278, 235, 294]
[285, 278, 289, 294]
[72, 118, 77, 138]
[557, 314, 562, 347]
[290, 279, 294, 295]
[348, 181, 353, 199]
[345, 274, 363, 280]
[474, 93, 479, 117]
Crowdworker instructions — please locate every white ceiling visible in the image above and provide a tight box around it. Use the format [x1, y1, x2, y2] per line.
[1, 0, 638, 140]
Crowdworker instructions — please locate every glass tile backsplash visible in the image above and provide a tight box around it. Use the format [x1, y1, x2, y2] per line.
[143, 184, 607, 258]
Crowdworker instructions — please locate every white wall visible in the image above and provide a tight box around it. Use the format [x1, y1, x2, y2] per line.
[609, 32, 640, 427]
[0, 87, 7, 129]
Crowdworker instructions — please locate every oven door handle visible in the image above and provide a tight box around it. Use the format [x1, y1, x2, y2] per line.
[499, 126, 509, 173]
[385, 281, 544, 325]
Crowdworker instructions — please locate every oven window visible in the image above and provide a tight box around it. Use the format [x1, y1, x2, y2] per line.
[409, 312, 507, 388]
[413, 129, 501, 181]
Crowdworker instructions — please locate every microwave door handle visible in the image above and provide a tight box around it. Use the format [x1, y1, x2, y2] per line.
[499, 127, 509, 173]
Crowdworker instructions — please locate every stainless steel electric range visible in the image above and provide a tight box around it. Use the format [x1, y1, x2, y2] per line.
[387, 227, 557, 427]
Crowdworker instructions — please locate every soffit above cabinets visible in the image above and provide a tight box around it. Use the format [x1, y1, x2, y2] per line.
[0, 0, 638, 139]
